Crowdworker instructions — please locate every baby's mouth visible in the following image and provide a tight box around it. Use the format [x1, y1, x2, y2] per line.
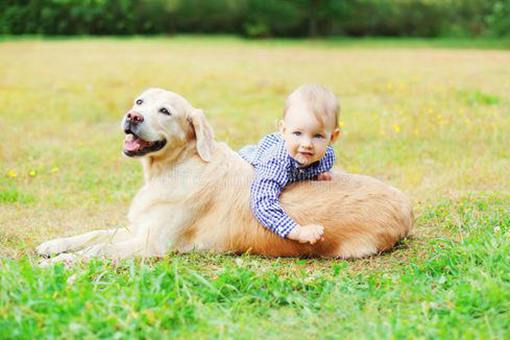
[298, 151, 313, 157]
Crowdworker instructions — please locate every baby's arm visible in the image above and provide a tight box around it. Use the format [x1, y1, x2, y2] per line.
[287, 224, 324, 244]
[250, 161, 322, 244]
[317, 172, 332, 181]
[315, 146, 336, 181]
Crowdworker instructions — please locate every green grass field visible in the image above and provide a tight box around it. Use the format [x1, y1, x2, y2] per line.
[1, 36, 509, 338]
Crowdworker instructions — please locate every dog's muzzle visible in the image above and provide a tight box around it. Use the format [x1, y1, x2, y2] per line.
[122, 112, 166, 157]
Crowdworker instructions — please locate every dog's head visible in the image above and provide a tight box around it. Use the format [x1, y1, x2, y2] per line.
[122, 88, 214, 161]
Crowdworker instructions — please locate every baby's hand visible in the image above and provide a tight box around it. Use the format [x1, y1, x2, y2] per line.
[287, 224, 324, 244]
[317, 172, 333, 181]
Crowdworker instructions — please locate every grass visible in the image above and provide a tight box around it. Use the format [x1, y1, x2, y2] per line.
[1, 36, 509, 338]
[2, 34, 510, 50]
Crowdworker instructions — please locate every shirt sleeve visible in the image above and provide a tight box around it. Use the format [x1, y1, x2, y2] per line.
[250, 159, 298, 238]
[317, 146, 336, 174]
[238, 144, 257, 164]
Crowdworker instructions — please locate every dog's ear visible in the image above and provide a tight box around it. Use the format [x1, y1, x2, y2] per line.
[187, 109, 215, 162]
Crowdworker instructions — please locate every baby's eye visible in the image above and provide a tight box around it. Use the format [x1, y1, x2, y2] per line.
[314, 134, 324, 139]
[292, 131, 302, 136]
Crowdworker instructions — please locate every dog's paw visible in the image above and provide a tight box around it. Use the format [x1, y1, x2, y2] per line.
[39, 253, 78, 268]
[36, 238, 69, 257]
[78, 244, 105, 257]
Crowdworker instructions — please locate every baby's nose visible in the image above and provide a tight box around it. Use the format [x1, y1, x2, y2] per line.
[301, 140, 313, 148]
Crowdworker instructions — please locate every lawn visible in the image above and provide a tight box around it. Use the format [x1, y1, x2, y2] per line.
[0, 36, 509, 338]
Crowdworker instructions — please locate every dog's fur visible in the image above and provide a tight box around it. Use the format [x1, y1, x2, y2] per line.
[36, 88, 413, 263]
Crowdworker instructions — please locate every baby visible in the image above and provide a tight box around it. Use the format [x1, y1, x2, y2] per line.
[239, 84, 340, 244]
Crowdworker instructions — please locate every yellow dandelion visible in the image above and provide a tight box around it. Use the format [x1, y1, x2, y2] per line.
[338, 120, 345, 129]
[392, 124, 401, 133]
[50, 167, 59, 173]
[29, 170, 37, 177]
[6, 170, 17, 178]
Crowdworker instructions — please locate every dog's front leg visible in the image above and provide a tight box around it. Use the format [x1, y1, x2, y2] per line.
[77, 237, 156, 259]
[40, 230, 164, 266]
[76, 205, 193, 259]
[36, 227, 133, 257]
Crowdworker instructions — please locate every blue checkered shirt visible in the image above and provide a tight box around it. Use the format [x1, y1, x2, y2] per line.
[239, 133, 336, 238]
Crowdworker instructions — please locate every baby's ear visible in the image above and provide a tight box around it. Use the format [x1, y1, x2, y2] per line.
[277, 119, 285, 133]
[330, 128, 341, 143]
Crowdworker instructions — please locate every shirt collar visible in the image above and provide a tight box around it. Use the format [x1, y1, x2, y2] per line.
[288, 155, 320, 171]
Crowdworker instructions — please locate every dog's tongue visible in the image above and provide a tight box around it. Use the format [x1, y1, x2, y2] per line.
[124, 134, 151, 152]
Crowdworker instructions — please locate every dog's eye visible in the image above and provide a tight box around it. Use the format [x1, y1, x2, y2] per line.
[136, 99, 143, 105]
[159, 107, 171, 115]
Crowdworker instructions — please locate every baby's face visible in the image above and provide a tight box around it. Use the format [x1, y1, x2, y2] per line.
[279, 102, 339, 167]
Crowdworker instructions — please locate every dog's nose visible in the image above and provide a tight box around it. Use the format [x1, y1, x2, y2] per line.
[126, 112, 144, 123]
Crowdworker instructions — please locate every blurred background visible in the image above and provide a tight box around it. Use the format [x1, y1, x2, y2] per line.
[1, 3, 510, 337]
[1, 0, 510, 38]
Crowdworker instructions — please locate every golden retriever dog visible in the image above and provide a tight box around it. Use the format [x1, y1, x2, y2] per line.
[36, 88, 413, 264]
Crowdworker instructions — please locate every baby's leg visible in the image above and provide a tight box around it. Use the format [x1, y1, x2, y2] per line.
[238, 145, 257, 164]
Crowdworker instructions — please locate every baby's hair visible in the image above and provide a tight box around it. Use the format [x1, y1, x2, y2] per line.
[284, 84, 340, 129]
